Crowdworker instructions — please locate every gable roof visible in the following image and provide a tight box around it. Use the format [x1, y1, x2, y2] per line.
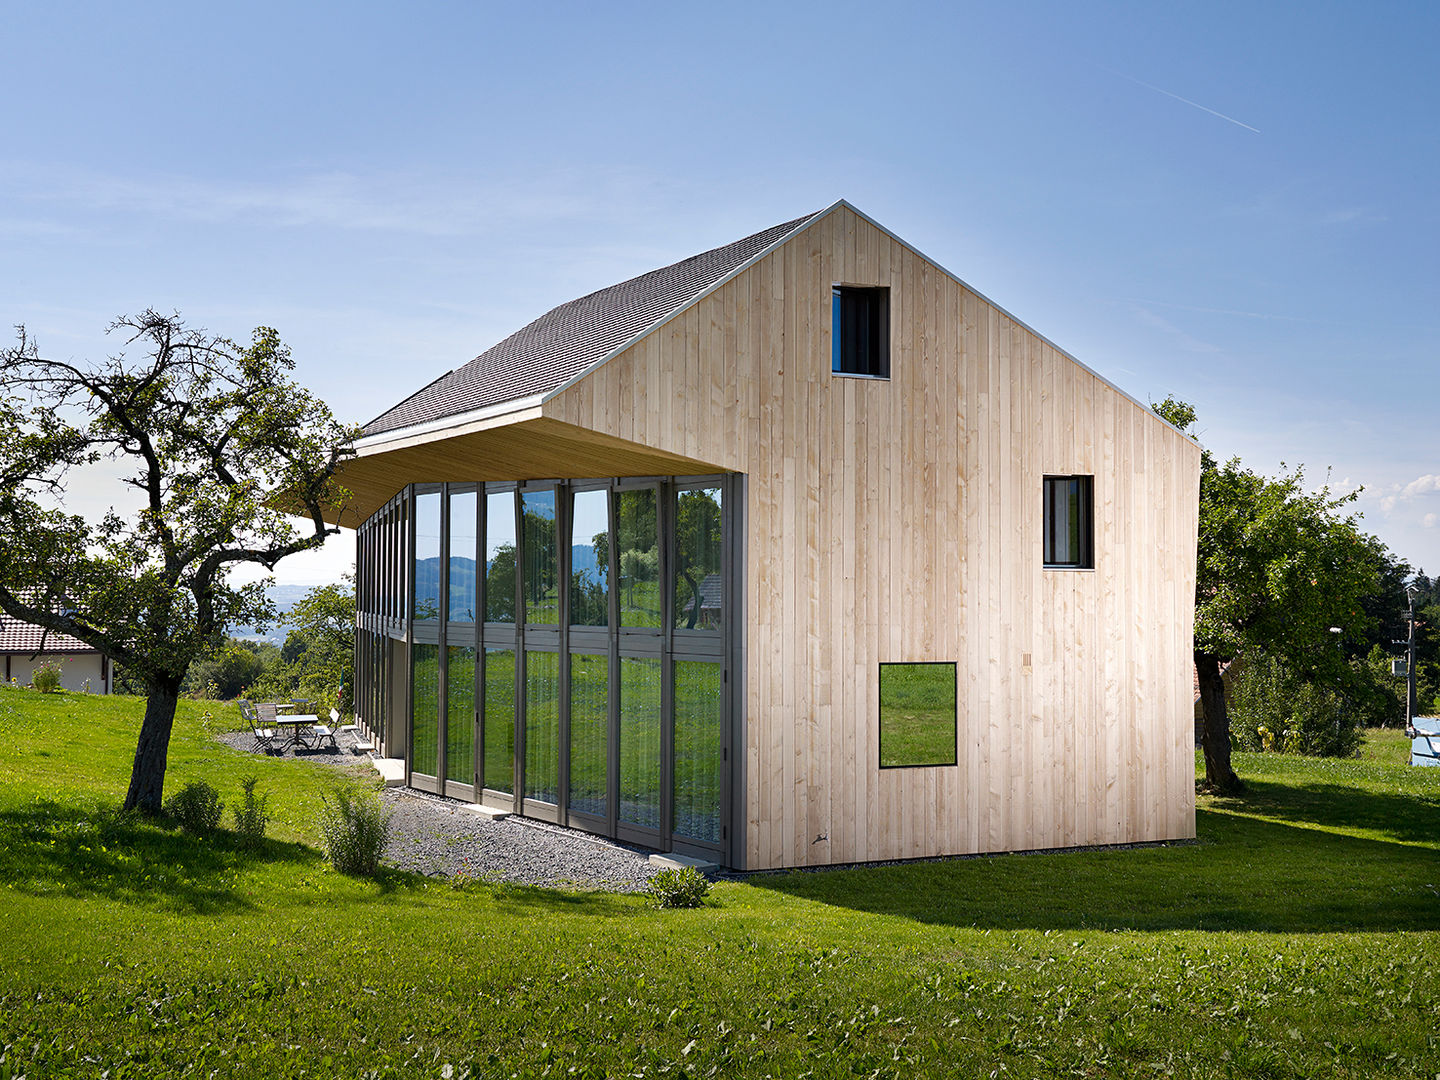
[362, 211, 822, 437]
[0, 614, 97, 655]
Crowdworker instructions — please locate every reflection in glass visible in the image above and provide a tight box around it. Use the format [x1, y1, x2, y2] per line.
[525, 651, 560, 804]
[619, 656, 662, 830]
[616, 489, 660, 628]
[411, 643, 439, 776]
[522, 490, 558, 624]
[414, 491, 441, 621]
[449, 490, 477, 622]
[570, 489, 610, 627]
[673, 661, 722, 842]
[568, 653, 608, 818]
[673, 487, 723, 630]
[445, 645, 475, 784]
[485, 491, 516, 623]
[878, 662, 957, 767]
[483, 648, 515, 793]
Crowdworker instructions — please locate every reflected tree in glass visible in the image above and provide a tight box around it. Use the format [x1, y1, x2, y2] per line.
[673, 660, 722, 843]
[449, 490, 477, 623]
[568, 653, 608, 818]
[483, 648, 515, 793]
[570, 489, 609, 627]
[616, 489, 660, 628]
[445, 645, 475, 784]
[411, 644, 439, 776]
[525, 651, 560, 804]
[522, 490, 559, 624]
[619, 656, 662, 830]
[414, 491, 442, 621]
[485, 491, 516, 623]
[673, 488, 722, 631]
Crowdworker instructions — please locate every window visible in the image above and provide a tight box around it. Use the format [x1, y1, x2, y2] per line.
[879, 662, 957, 768]
[832, 286, 889, 377]
[1043, 475, 1093, 569]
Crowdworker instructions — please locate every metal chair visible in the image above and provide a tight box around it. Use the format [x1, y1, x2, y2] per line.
[240, 700, 276, 753]
[306, 708, 340, 751]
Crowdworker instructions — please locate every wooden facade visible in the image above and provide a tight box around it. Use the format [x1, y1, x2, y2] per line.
[335, 201, 1201, 871]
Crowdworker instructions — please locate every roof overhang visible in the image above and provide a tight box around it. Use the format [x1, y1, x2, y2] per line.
[323, 410, 724, 526]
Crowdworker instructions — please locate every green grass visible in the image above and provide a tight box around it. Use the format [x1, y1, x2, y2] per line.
[879, 662, 957, 767]
[2, 691, 1439, 1079]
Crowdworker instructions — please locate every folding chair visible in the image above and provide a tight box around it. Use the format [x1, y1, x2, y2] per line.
[306, 708, 340, 751]
[240, 700, 276, 753]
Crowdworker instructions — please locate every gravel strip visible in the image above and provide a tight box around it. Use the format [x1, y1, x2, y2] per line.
[216, 727, 659, 892]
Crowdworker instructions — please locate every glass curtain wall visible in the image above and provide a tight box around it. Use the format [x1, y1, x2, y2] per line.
[370, 475, 731, 859]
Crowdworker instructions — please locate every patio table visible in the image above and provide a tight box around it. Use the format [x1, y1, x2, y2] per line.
[273, 714, 320, 752]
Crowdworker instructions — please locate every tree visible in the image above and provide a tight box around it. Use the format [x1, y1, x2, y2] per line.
[1154, 398, 1382, 791]
[281, 576, 356, 713]
[0, 312, 355, 813]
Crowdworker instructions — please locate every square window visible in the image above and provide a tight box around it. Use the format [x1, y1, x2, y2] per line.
[879, 662, 957, 768]
[832, 286, 889, 378]
[1043, 475, 1093, 568]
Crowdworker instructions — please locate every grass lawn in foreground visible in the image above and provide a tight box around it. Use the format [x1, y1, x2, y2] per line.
[1, 689, 1438, 1079]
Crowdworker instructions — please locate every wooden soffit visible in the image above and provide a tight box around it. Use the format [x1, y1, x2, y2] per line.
[323, 414, 723, 526]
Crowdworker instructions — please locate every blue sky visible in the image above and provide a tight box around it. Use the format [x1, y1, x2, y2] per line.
[4, 1, 1438, 587]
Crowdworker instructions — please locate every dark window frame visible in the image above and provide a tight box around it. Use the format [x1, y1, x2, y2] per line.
[1043, 475, 1094, 569]
[832, 285, 890, 379]
[878, 661, 958, 770]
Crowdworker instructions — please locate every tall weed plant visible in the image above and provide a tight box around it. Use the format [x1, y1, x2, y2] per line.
[1230, 653, 1362, 757]
[318, 787, 392, 876]
[232, 775, 271, 847]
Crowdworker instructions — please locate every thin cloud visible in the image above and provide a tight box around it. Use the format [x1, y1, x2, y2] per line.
[1379, 474, 1440, 512]
[1102, 66, 1261, 134]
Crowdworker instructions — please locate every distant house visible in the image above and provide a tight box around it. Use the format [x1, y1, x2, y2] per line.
[0, 614, 113, 693]
[322, 201, 1201, 870]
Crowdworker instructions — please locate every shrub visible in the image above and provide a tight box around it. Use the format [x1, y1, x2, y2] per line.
[1230, 654, 1362, 758]
[646, 865, 711, 908]
[318, 787, 392, 875]
[31, 662, 62, 694]
[164, 781, 224, 834]
[232, 775, 271, 847]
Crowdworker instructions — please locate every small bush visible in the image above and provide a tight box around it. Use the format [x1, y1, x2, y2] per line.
[164, 781, 224, 834]
[318, 787, 392, 876]
[232, 775, 271, 847]
[646, 865, 711, 908]
[31, 662, 62, 694]
[1230, 654, 1362, 758]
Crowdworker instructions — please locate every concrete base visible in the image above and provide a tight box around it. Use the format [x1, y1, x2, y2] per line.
[371, 757, 405, 788]
[648, 852, 718, 873]
[462, 803, 511, 821]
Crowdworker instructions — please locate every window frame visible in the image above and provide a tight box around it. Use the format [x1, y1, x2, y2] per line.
[1042, 474, 1095, 570]
[877, 661, 958, 770]
[831, 284, 891, 379]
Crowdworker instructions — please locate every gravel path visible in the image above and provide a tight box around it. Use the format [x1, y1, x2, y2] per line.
[218, 727, 659, 892]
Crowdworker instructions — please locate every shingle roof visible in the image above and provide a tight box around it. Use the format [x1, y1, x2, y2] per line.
[362, 211, 821, 437]
[0, 615, 97, 655]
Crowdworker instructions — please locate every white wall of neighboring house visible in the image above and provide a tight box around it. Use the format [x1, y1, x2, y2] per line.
[5, 653, 110, 694]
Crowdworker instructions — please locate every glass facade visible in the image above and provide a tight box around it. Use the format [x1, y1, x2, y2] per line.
[354, 476, 732, 860]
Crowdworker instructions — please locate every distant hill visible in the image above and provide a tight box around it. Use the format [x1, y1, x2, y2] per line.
[229, 584, 323, 644]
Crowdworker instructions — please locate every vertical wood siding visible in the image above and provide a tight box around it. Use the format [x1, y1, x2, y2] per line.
[546, 206, 1201, 870]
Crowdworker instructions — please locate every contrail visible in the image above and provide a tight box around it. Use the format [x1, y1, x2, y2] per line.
[1104, 67, 1261, 134]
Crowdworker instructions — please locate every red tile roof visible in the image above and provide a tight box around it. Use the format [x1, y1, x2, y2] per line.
[0, 615, 98, 654]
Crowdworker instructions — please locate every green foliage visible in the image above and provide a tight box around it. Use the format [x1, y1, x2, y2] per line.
[231, 775, 271, 847]
[317, 787, 392, 876]
[0, 312, 357, 812]
[30, 661, 61, 694]
[646, 865, 711, 908]
[163, 780, 224, 834]
[4, 691, 1440, 1077]
[1229, 653, 1363, 757]
[183, 639, 273, 700]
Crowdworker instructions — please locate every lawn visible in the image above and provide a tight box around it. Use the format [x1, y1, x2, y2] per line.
[2, 689, 1439, 1079]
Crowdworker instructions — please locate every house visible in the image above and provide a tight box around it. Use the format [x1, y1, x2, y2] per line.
[0, 614, 113, 693]
[322, 200, 1202, 871]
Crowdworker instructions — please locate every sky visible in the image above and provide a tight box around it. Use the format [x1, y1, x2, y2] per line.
[3, 1, 1438, 590]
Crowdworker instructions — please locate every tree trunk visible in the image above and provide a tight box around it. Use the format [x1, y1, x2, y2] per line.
[123, 681, 182, 814]
[1195, 651, 1242, 792]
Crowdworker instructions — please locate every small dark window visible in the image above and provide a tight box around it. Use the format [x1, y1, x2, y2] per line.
[879, 662, 957, 768]
[1043, 476, 1093, 568]
[832, 286, 889, 377]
